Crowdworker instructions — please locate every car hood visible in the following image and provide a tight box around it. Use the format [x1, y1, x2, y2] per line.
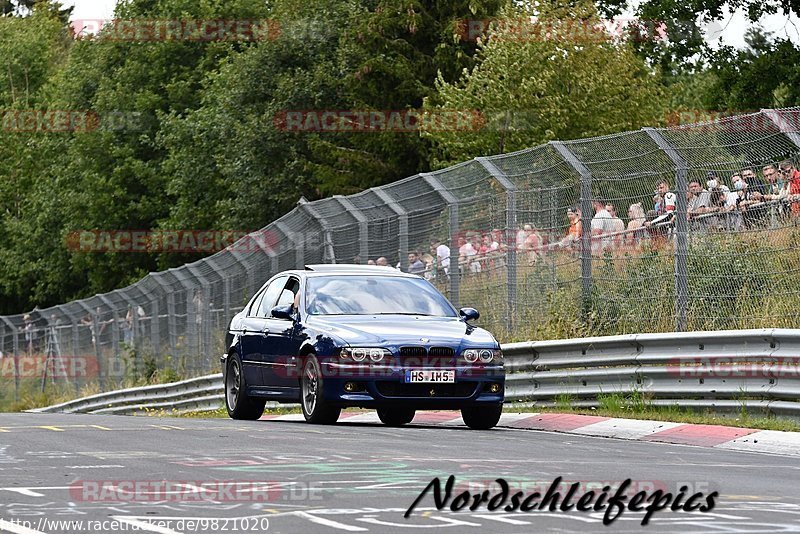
[305, 315, 497, 348]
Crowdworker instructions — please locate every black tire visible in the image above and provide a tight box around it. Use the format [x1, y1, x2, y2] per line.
[300, 355, 341, 424]
[225, 352, 266, 420]
[461, 404, 503, 430]
[377, 407, 416, 427]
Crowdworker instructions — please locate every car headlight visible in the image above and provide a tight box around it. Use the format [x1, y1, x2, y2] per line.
[340, 347, 391, 363]
[462, 348, 503, 364]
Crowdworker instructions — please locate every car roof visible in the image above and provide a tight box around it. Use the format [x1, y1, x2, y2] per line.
[280, 264, 418, 278]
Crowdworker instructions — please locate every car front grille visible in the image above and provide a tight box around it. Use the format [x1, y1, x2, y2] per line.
[376, 381, 477, 398]
[399, 346, 455, 367]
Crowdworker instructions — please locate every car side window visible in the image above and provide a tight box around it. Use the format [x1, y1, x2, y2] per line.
[248, 290, 266, 317]
[275, 277, 301, 310]
[254, 276, 288, 318]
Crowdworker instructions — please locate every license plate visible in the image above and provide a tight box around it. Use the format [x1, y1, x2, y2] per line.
[405, 370, 455, 383]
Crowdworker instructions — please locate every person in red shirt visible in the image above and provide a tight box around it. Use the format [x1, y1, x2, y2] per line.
[780, 160, 800, 217]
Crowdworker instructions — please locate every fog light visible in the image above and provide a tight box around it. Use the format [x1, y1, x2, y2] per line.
[344, 382, 357, 392]
[489, 383, 501, 393]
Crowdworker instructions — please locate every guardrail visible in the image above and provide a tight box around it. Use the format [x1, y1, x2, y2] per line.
[31, 329, 800, 416]
[29, 375, 226, 415]
[503, 328, 800, 417]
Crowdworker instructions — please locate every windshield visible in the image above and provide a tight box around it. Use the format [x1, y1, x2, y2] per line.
[306, 275, 457, 317]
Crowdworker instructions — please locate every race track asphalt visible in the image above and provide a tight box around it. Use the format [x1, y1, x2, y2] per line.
[0, 412, 798, 533]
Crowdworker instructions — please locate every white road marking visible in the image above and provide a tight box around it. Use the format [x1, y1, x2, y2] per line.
[569, 418, 684, 440]
[293, 511, 368, 531]
[472, 514, 531, 525]
[0, 488, 44, 497]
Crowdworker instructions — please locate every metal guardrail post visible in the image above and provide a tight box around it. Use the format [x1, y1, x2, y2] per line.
[421, 173, 460, 308]
[476, 157, 518, 330]
[372, 187, 409, 272]
[551, 141, 593, 321]
[298, 198, 336, 264]
[334, 195, 370, 266]
[1, 317, 19, 401]
[644, 128, 689, 332]
[762, 108, 800, 148]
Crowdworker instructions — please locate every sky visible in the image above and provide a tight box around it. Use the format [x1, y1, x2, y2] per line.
[65, 0, 799, 49]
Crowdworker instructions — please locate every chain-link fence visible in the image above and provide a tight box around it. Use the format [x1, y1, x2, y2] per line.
[2, 107, 800, 401]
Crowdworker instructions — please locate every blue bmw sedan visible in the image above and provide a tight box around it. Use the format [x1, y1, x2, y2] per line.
[221, 265, 504, 429]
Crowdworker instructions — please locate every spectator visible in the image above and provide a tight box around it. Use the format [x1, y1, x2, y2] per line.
[645, 179, 676, 244]
[761, 164, 784, 198]
[687, 179, 713, 230]
[457, 236, 480, 273]
[407, 251, 426, 275]
[431, 239, 451, 277]
[760, 163, 789, 220]
[23, 313, 36, 357]
[367, 259, 376, 266]
[590, 199, 614, 254]
[741, 167, 766, 195]
[626, 203, 647, 246]
[605, 202, 625, 249]
[555, 207, 582, 249]
[523, 226, 542, 264]
[780, 160, 800, 217]
[516, 224, 530, 251]
[352, 255, 362, 264]
[420, 253, 435, 280]
[123, 306, 135, 345]
[732, 174, 763, 228]
[376, 257, 389, 267]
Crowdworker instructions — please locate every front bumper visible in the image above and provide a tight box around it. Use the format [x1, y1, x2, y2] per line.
[321, 361, 504, 408]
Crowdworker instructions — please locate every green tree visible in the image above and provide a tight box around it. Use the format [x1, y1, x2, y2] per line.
[704, 28, 800, 110]
[423, 0, 666, 168]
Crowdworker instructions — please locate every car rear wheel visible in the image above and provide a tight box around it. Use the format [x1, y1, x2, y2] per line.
[300, 355, 341, 424]
[225, 353, 266, 420]
[376, 407, 416, 426]
[461, 404, 502, 430]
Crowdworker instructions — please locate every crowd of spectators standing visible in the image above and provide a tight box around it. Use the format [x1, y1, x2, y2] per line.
[359, 159, 800, 276]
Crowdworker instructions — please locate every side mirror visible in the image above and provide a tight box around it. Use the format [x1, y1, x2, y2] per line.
[271, 304, 295, 320]
[459, 307, 480, 321]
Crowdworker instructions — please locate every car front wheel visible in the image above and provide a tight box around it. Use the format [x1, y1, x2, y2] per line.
[461, 404, 502, 430]
[300, 355, 341, 424]
[225, 353, 266, 420]
[377, 407, 416, 426]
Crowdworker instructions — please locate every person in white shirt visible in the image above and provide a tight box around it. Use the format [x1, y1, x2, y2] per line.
[590, 200, 614, 254]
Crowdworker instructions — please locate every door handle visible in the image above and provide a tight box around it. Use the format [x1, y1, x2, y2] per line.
[260, 326, 270, 334]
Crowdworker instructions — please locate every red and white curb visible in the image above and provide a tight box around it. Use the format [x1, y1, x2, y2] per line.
[262, 411, 800, 457]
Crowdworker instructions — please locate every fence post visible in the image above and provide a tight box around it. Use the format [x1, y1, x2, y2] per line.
[334, 195, 370, 266]
[186, 264, 213, 371]
[762, 108, 800, 148]
[298, 198, 336, 264]
[421, 173, 460, 308]
[644, 127, 689, 332]
[150, 274, 177, 363]
[97, 295, 121, 375]
[551, 141, 593, 321]
[476, 156, 518, 331]
[372, 187, 408, 271]
[1, 317, 19, 401]
[207, 258, 230, 326]
[275, 221, 305, 270]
